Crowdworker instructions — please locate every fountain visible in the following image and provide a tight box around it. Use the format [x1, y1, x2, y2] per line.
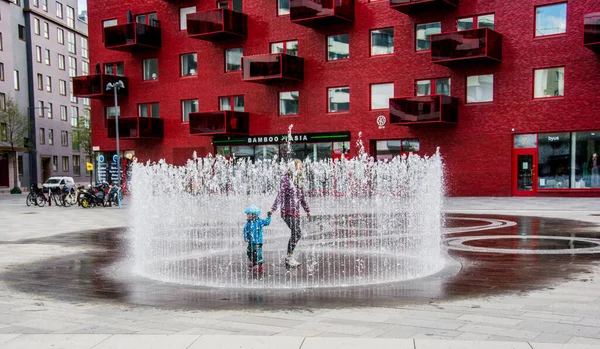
[129, 130, 445, 289]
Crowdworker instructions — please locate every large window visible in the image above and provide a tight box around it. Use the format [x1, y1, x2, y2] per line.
[328, 87, 350, 113]
[60, 105, 67, 121]
[34, 18, 40, 35]
[371, 28, 394, 56]
[181, 53, 197, 77]
[0, 63, 3, 81]
[47, 102, 53, 119]
[271, 40, 298, 56]
[575, 132, 600, 188]
[143, 58, 159, 80]
[219, 95, 244, 112]
[278, 0, 289, 15]
[61, 130, 69, 146]
[180, 7, 196, 30]
[538, 133, 570, 189]
[56, 2, 63, 18]
[374, 139, 420, 160]
[13, 70, 19, 90]
[466, 74, 493, 103]
[43, 22, 49, 39]
[38, 101, 44, 117]
[534, 67, 564, 98]
[68, 56, 77, 77]
[39, 128, 45, 145]
[535, 3, 567, 37]
[62, 156, 69, 172]
[67, 32, 75, 53]
[457, 14, 495, 31]
[59, 80, 66, 95]
[370, 83, 394, 110]
[48, 129, 54, 145]
[104, 62, 124, 76]
[416, 22, 441, 51]
[73, 155, 80, 176]
[81, 38, 88, 59]
[58, 54, 65, 70]
[57, 28, 64, 44]
[416, 78, 451, 96]
[279, 91, 299, 115]
[182, 99, 198, 122]
[52, 156, 58, 172]
[139, 103, 160, 118]
[105, 106, 120, 119]
[70, 106, 78, 126]
[44, 49, 50, 65]
[327, 34, 349, 61]
[225, 48, 242, 72]
[46, 76, 52, 92]
[67, 6, 75, 28]
[36, 46, 42, 63]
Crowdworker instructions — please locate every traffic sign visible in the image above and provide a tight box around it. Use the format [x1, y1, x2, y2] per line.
[86, 162, 94, 171]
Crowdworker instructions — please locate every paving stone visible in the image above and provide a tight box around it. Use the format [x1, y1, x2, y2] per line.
[386, 316, 466, 330]
[565, 336, 600, 345]
[456, 324, 539, 340]
[532, 332, 572, 343]
[0, 334, 110, 349]
[0, 334, 21, 344]
[531, 343, 600, 349]
[452, 332, 491, 341]
[301, 337, 413, 349]
[457, 314, 522, 326]
[517, 319, 600, 338]
[415, 339, 531, 349]
[188, 334, 304, 349]
[92, 334, 199, 349]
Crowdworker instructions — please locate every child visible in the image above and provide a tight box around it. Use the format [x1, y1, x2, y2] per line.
[243, 205, 271, 271]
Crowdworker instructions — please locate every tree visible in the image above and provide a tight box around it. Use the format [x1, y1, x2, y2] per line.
[71, 113, 92, 184]
[0, 97, 28, 194]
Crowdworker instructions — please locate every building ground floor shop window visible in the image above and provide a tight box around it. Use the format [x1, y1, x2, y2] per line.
[513, 131, 600, 196]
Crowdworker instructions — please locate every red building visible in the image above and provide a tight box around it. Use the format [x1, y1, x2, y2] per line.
[81, 0, 600, 196]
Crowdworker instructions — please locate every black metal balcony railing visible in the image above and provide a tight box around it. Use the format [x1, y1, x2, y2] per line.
[72, 74, 129, 99]
[389, 95, 458, 125]
[431, 28, 502, 65]
[104, 22, 162, 51]
[189, 111, 250, 136]
[389, 0, 458, 14]
[187, 9, 247, 40]
[242, 53, 304, 83]
[584, 12, 600, 52]
[107, 117, 164, 139]
[290, 0, 354, 27]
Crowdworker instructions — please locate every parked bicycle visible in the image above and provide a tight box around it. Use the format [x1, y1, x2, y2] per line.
[25, 184, 47, 207]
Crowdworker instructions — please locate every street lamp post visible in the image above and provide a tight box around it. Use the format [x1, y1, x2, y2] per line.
[106, 80, 124, 208]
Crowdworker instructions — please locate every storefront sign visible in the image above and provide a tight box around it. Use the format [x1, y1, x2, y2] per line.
[213, 131, 351, 146]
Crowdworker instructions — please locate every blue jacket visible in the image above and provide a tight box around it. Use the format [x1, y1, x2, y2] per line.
[243, 215, 271, 244]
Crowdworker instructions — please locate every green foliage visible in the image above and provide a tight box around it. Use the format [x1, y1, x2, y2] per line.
[71, 115, 92, 158]
[0, 97, 28, 151]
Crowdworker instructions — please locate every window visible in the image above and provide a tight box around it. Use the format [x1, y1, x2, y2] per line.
[534, 67, 564, 98]
[103, 19, 117, 27]
[182, 99, 198, 122]
[180, 6, 195, 30]
[56, 2, 63, 18]
[73, 155, 80, 176]
[0, 33, 3, 51]
[46, 76, 52, 92]
[47, 102, 53, 119]
[60, 105, 67, 121]
[44, 49, 50, 65]
[106, 106, 120, 119]
[0, 93, 5, 110]
[42, 0, 47, 11]
[39, 128, 45, 145]
[37, 74, 43, 90]
[38, 101, 44, 117]
[59, 80, 66, 95]
[70, 106, 78, 126]
[0, 123, 7, 141]
[82, 61, 89, 76]
[370, 83, 394, 110]
[48, 129, 54, 145]
[225, 48, 242, 72]
[458, 14, 495, 31]
[13, 70, 19, 90]
[136, 12, 158, 26]
[371, 28, 394, 56]
[328, 87, 350, 113]
[104, 62, 124, 76]
[67, 32, 75, 53]
[538, 133, 570, 189]
[219, 95, 244, 112]
[81, 38, 88, 59]
[36, 46, 42, 63]
[278, 0, 289, 15]
[43, 22, 49, 39]
[466, 74, 494, 103]
[535, 3, 567, 37]
[34, 18, 40, 35]
[279, 91, 298, 115]
[181, 53, 197, 76]
[52, 156, 58, 172]
[58, 54, 65, 70]
[33, 0, 38, 6]
[0, 63, 3, 81]
[415, 78, 451, 96]
[18, 25, 25, 40]
[327, 34, 349, 61]
[271, 40, 298, 56]
[416, 22, 441, 51]
[61, 130, 68, 146]
[62, 156, 69, 172]
[69, 81, 77, 103]
[143, 58, 158, 80]
[374, 139, 420, 160]
[67, 6, 75, 28]
[68, 56, 77, 77]
[57, 28, 64, 44]
[138, 103, 160, 118]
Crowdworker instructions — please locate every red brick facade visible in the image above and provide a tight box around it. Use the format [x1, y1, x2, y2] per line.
[87, 0, 600, 196]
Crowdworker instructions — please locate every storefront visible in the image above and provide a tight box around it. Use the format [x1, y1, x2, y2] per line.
[513, 131, 600, 196]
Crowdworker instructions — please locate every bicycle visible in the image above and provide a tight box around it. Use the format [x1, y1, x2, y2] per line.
[25, 184, 47, 207]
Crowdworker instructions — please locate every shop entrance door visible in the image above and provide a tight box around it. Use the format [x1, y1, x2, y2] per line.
[512, 149, 537, 196]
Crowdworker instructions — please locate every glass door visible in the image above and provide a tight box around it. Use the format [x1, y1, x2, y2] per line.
[512, 149, 537, 196]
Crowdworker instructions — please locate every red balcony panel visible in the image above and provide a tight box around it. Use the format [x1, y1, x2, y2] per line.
[389, 95, 458, 125]
[390, 0, 458, 15]
[187, 9, 247, 40]
[290, 0, 354, 27]
[431, 28, 502, 66]
[104, 22, 161, 52]
[72, 74, 128, 99]
[584, 12, 600, 52]
[107, 117, 164, 139]
[189, 111, 249, 136]
[242, 53, 304, 83]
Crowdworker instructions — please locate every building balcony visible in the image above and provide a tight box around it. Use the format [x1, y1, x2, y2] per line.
[242, 53, 304, 83]
[187, 9, 247, 40]
[389, 95, 458, 125]
[72, 74, 128, 99]
[290, 0, 354, 27]
[389, 0, 458, 15]
[189, 111, 249, 136]
[107, 117, 164, 139]
[431, 28, 502, 65]
[584, 12, 600, 52]
[104, 22, 161, 52]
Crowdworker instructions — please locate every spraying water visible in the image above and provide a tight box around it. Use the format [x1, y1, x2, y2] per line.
[129, 141, 445, 289]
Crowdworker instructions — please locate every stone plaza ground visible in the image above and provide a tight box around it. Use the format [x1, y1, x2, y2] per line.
[1, 195, 600, 348]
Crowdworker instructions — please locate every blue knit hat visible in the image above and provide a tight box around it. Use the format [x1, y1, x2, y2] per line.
[244, 205, 260, 215]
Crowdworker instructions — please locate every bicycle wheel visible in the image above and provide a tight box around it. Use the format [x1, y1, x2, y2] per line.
[61, 194, 71, 207]
[67, 191, 77, 206]
[36, 194, 46, 207]
[26, 193, 34, 206]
